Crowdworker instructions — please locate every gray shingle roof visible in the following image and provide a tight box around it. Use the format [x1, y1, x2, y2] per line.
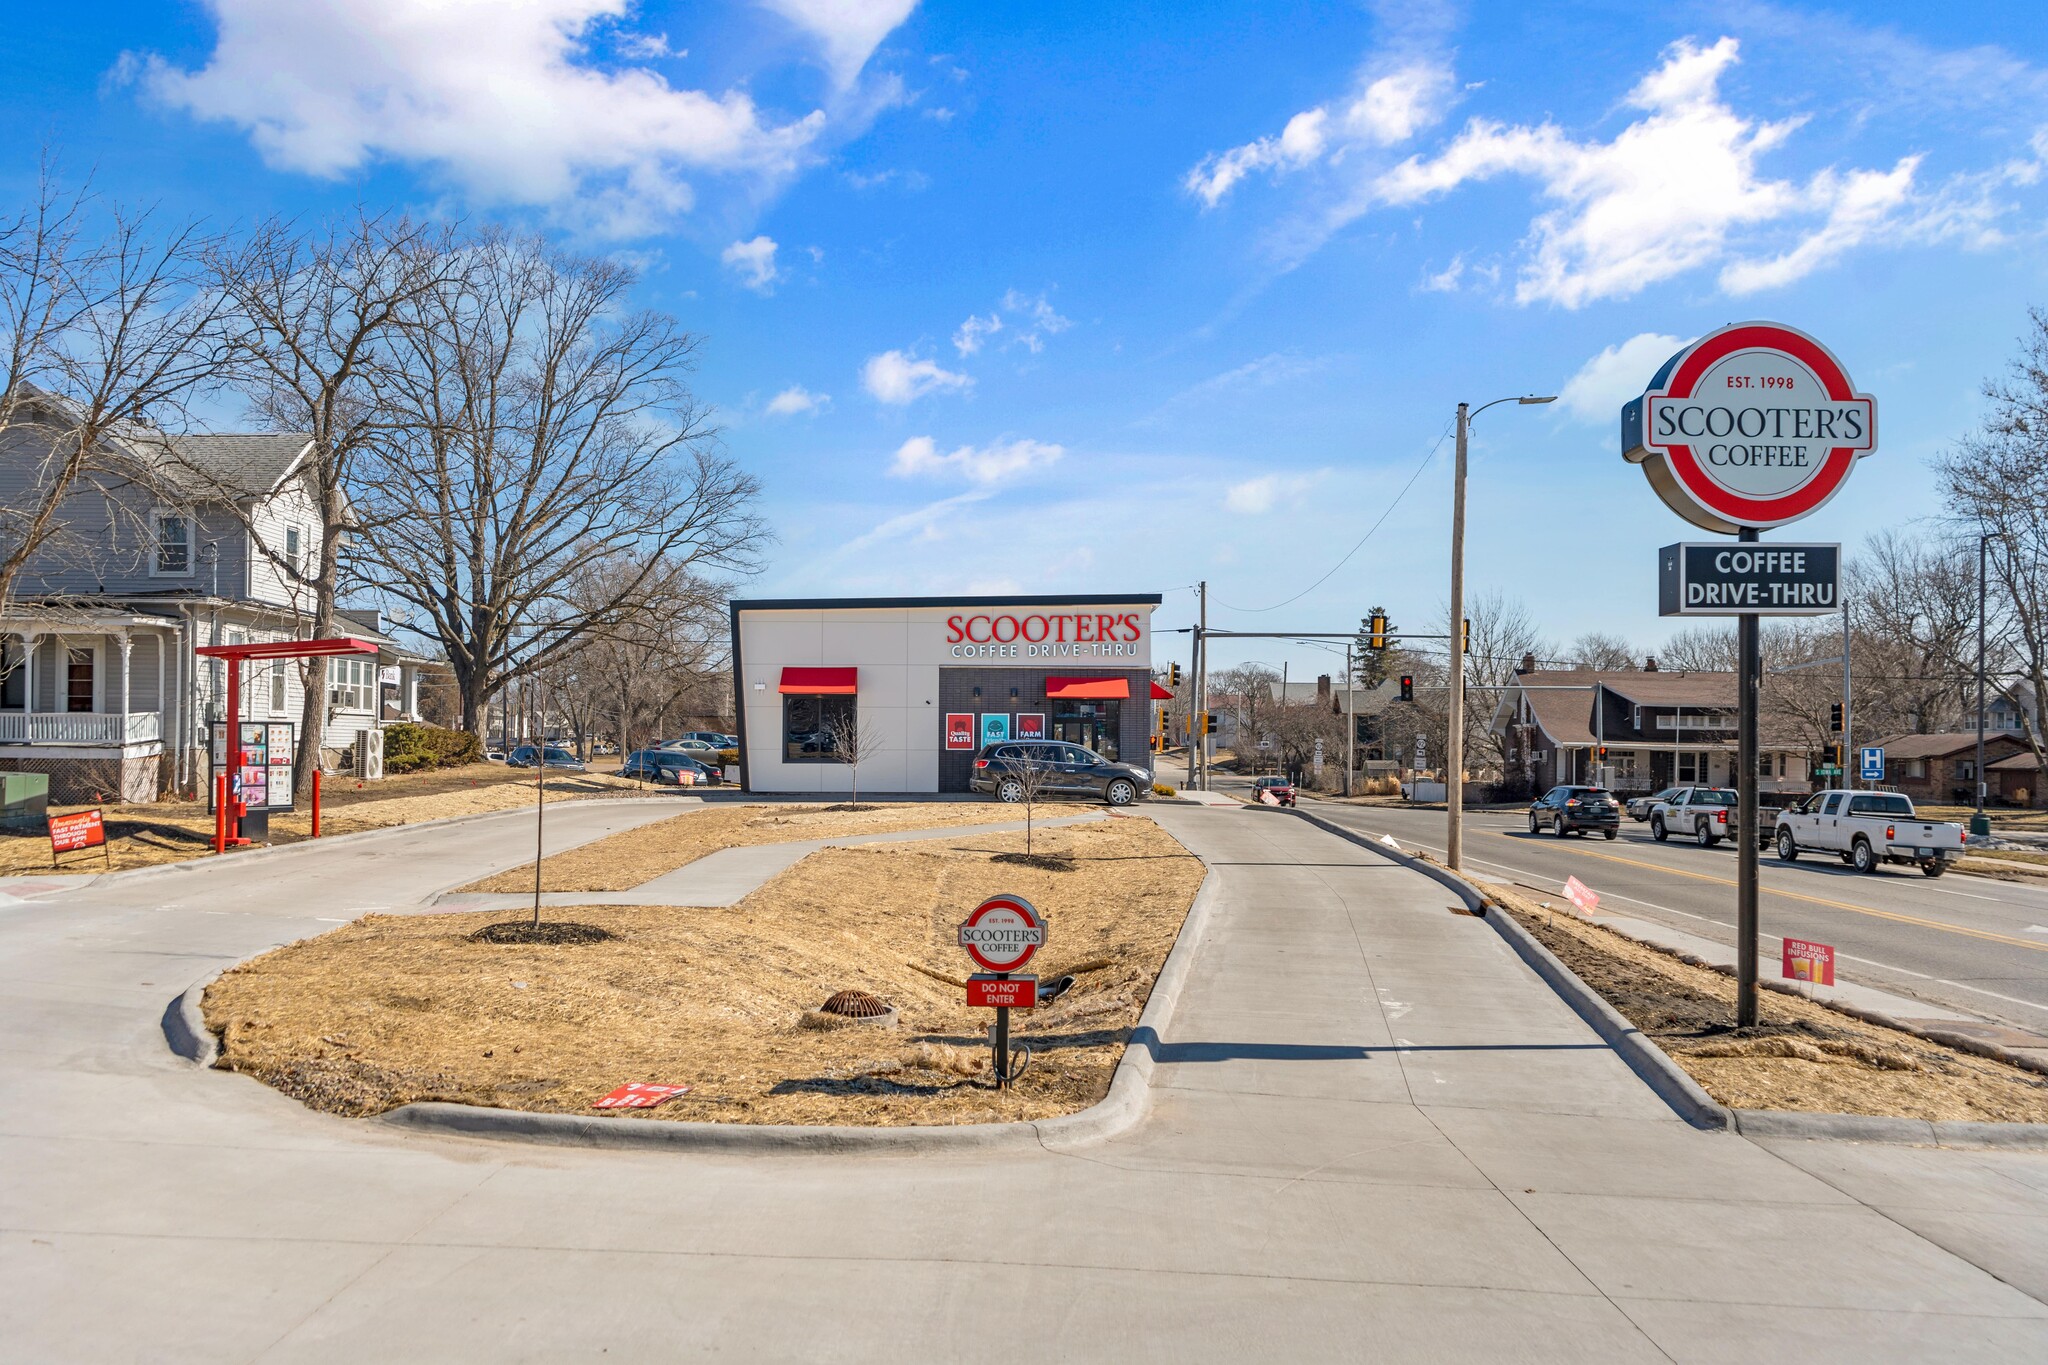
[161, 433, 310, 496]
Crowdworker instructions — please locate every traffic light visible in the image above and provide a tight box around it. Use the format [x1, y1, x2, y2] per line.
[1202, 712, 1219, 735]
[1369, 613, 1387, 651]
[1829, 702, 1843, 732]
[1832, 742, 1845, 769]
[1167, 663, 1182, 688]
[1398, 674, 1414, 703]
[1461, 618, 1471, 653]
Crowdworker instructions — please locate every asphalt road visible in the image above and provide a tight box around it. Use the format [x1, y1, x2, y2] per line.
[1181, 764, 2048, 1040]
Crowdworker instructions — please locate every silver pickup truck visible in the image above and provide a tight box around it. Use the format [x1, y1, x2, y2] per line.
[1773, 789, 1966, 876]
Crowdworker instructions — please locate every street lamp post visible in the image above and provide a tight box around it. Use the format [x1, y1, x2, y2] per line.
[1447, 394, 1555, 872]
[1974, 531, 2002, 837]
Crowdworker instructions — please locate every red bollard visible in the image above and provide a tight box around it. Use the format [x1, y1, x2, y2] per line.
[312, 769, 322, 838]
[213, 774, 227, 854]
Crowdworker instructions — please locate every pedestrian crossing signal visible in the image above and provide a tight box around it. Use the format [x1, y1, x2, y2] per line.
[1398, 675, 1414, 702]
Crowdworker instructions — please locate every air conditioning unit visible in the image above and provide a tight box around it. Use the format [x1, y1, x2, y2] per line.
[355, 727, 384, 781]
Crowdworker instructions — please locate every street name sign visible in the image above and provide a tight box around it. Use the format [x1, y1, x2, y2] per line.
[957, 893, 1046, 974]
[966, 974, 1038, 1009]
[1657, 542, 1841, 616]
[1622, 321, 1876, 533]
[1861, 746, 1885, 781]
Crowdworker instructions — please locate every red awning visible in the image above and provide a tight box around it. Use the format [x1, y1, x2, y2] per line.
[1044, 676, 1130, 700]
[195, 636, 380, 661]
[778, 666, 858, 695]
[1150, 681, 1174, 700]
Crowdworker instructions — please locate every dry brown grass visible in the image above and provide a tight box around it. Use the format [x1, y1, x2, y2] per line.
[1489, 885, 2048, 1124]
[458, 800, 1051, 894]
[204, 814, 1205, 1126]
[0, 764, 653, 878]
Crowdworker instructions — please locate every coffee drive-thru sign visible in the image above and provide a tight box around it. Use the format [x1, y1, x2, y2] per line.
[1623, 320, 1875, 1028]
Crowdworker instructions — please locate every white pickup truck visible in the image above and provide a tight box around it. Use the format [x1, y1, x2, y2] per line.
[1773, 789, 1966, 877]
[1647, 786, 1740, 846]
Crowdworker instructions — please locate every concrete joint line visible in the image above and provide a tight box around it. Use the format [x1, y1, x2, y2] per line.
[163, 860, 1226, 1156]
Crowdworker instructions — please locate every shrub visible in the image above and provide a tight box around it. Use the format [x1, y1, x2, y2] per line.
[382, 722, 483, 774]
[1152, 783, 1177, 797]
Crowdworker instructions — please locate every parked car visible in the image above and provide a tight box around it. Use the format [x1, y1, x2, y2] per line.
[507, 744, 586, 772]
[484, 749, 508, 764]
[1527, 785, 1620, 838]
[1626, 787, 1678, 822]
[621, 748, 721, 786]
[673, 730, 736, 747]
[1647, 787, 1739, 845]
[1251, 775, 1296, 807]
[1774, 789, 1965, 876]
[969, 742, 1150, 806]
[658, 737, 723, 755]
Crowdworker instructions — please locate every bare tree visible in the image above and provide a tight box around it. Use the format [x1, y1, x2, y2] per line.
[355, 232, 763, 739]
[1214, 662, 1279, 771]
[1936, 316, 2048, 784]
[204, 211, 458, 794]
[0, 170, 224, 614]
[1566, 632, 1639, 671]
[821, 707, 883, 808]
[1844, 529, 1977, 736]
[995, 743, 1062, 853]
[1463, 591, 1550, 778]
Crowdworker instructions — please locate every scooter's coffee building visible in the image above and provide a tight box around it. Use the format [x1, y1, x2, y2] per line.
[730, 594, 1163, 794]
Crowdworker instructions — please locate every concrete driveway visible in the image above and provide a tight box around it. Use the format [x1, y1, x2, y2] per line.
[3, 798, 2046, 1361]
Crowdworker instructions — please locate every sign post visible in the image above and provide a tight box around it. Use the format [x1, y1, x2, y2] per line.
[1624, 321, 1875, 1028]
[958, 893, 1046, 1087]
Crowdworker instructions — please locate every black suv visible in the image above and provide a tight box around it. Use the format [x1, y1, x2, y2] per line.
[1528, 785, 1620, 839]
[970, 742, 1151, 806]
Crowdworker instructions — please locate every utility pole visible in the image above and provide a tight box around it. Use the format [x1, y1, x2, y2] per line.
[1279, 660, 1288, 779]
[1197, 580, 1209, 791]
[1344, 643, 1355, 797]
[1447, 401, 1470, 871]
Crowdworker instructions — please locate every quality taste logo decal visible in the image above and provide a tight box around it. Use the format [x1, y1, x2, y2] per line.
[947, 611, 1145, 660]
[945, 713, 975, 750]
[1621, 321, 1875, 533]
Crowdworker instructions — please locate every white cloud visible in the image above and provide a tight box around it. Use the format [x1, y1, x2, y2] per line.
[889, 435, 1063, 485]
[1223, 472, 1320, 515]
[861, 349, 972, 404]
[1185, 60, 1454, 207]
[952, 312, 1001, 355]
[757, 0, 919, 87]
[999, 290, 1071, 353]
[1372, 37, 1924, 306]
[721, 235, 781, 292]
[1420, 255, 1465, 292]
[136, 0, 827, 237]
[765, 385, 829, 416]
[1558, 333, 1685, 425]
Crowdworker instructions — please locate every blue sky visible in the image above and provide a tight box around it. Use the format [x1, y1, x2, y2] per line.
[7, 0, 2047, 680]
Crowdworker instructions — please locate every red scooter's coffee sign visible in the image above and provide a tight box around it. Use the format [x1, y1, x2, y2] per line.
[957, 893, 1046, 973]
[946, 610, 1145, 660]
[48, 809, 105, 854]
[1622, 322, 1875, 533]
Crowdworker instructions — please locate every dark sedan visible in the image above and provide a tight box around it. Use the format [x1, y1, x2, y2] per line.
[507, 744, 585, 771]
[622, 748, 723, 786]
[969, 741, 1150, 806]
[1527, 785, 1621, 839]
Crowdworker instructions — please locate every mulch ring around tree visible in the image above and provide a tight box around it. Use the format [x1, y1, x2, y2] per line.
[467, 921, 615, 946]
[991, 851, 1076, 872]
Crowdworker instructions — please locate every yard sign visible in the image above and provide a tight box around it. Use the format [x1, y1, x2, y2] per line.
[1781, 938, 1835, 987]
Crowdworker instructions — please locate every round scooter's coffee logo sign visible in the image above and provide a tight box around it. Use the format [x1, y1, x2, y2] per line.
[1621, 321, 1875, 533]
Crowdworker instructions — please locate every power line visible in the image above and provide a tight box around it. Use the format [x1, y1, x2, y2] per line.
[1217, 416, 1457, 614]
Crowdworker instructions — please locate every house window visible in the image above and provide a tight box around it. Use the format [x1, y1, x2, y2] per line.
[1958, 760, 1976, 780]
[328, 658, 372, 710]
[1677, 751, 1700, 783]
[1758, 752, 1775, 778]
[285, 527, 302, 576]
[66, 647, 94, 713]
[270, 661, 288, 713]
[1631, 704, 1642, 731]
[783, 693, 855, 763]
[1, 639, 24, 708]
[155, 513, 191, 575]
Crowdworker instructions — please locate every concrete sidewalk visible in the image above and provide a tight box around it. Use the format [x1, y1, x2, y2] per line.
[2, 799, 2046, 1361]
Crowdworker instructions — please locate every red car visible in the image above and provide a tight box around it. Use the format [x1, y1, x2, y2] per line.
[1252, 776, 1296, 807]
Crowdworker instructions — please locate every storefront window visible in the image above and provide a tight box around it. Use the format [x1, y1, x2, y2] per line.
[1051, 699, 1120, 761]
[784, 693, 855, 763]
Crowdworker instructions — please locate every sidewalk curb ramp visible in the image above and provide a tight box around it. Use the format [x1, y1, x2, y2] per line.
[1286, 805, 2048, 1150]
[164, 863, 1224, 1155]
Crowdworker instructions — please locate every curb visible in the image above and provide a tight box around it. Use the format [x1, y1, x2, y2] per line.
[162, 970, 222, 1067]
[172, 865, 1223, 1155]
[28, 793, 694, 897]
[1285, 806, 1488, 912]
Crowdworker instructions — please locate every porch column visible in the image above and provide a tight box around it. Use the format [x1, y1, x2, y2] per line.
[21, 632, 38, 712]
[118, 631, 132, 726]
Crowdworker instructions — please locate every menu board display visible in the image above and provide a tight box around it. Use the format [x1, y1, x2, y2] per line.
[210, 720, 296, 811]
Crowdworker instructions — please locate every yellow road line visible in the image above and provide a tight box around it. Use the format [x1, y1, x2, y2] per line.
[1489, 832, 2048, 954]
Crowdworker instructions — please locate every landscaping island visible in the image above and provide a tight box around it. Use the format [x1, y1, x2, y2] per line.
[202, 811, 1205, 1126]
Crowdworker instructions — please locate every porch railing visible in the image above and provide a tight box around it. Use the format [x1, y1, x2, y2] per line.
[0, 710, 163, 746]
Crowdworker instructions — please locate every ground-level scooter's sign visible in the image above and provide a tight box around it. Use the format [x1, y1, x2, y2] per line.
[1622, 322, 1875, 533]
[1658, 542, 1840, 616]
[958, 893, 1045, 974]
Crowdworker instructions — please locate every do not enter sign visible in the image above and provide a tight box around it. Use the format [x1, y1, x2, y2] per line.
[957, 893, 1046, 973]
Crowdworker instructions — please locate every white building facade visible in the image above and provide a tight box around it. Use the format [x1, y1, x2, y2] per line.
[732, 594, 1162, 795]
